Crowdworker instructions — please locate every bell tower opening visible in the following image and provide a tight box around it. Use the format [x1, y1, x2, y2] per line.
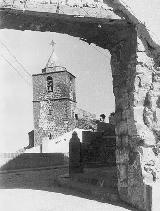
[46, 76, 53, 93]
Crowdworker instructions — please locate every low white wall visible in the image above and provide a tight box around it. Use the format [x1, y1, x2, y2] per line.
[25, 128, 87, 154]
[41, 128, 84, 153]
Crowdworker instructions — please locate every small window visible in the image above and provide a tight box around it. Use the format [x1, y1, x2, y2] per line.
[48, 133, 52, 140]
[75, 114, 78, 120]
[47, 76, 53, 92]
[48, 109, 52, 115]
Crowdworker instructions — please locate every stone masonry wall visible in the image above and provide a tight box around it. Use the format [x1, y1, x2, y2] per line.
[32, 70, 76, 146]
[110, 30, 146, 210]
[111, 29, 160, 210]
[33, 99, 76, 146]
[33, 71, 76, 102]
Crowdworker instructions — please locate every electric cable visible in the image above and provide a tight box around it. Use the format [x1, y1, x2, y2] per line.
[0, 54, 32, 87]
[0, 39, 32, 77]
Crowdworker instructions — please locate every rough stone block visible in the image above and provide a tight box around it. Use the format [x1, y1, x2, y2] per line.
[137, 51, 154, 68]
[116, 136, 122, 148]
[115, 97, 129, 110]
[152, 72, 160, 82]
[135, 73, 152, 90]
[121, 109, 134, 121]
[136, 123, 156, 146]
[116, 149, 129, 164]
[133, 106, 144, 123]
[121, 135, 129, 147]
[117, 163, 128, 181]
[136, 63, 152, 76]
[115, 121, 128, 136]
[127, 119, 137, 137]
[134, 88, 148, 106]
[114, 111, 122, 123]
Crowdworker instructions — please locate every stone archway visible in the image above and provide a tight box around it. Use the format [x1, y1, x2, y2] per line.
[1, 6, 160, 211]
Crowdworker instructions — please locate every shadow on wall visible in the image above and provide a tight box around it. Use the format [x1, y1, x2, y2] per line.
[0, 153, 66, 171]
[0, 165, 68, 191]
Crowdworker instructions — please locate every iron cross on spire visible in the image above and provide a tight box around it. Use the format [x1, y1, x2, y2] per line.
[50, 40, 56, 52]
[45, 40, 58, 70]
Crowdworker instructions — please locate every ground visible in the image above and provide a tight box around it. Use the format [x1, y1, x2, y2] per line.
[0, 168, 136, 211]
[0, 189, 134, 211]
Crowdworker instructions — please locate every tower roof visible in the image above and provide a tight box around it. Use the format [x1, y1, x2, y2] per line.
[43, 40, 59, 73]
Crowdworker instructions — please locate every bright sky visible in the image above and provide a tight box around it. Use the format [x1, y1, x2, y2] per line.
[0, 0, 160, 152]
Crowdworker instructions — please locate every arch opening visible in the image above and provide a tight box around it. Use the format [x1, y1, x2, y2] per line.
[1, 6, 158, 211]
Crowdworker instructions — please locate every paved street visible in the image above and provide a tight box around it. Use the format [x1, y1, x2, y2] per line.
[0, 188, 135, 211]
[0, 168, 136, 211]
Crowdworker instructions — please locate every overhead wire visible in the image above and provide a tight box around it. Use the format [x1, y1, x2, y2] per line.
[0, 39, 32, 77]
[0, 54, 32, 87]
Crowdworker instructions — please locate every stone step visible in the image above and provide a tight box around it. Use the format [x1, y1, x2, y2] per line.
[55, 175, 120, 204]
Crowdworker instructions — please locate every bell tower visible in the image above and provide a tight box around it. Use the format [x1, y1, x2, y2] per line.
[32, 41, 76, 146]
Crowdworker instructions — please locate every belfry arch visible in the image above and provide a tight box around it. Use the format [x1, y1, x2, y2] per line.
[1, 3, 160, 211]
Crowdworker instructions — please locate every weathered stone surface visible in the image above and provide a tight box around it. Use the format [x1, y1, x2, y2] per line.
[134, 88, 149, 106]
[128, 153, 146, 210]
[110, 27, 160, 210]
[33, 70, 77, 146]
[116, 148, 129, 164]
[115, 121, 128, 136]
[104, 0, 160, 67]
[0, 8, 133, 51]
[117, 164, 128, 188]
[121, 135, 129, 148]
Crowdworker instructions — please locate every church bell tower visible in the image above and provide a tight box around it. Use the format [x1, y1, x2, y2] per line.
[32, 41, 76, 146]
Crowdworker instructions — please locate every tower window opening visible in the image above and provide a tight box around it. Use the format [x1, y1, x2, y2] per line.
[48, 133, 52, 140]
[47, 76, 53, 92]
[48, 109, 52, 115]
[75, 114, 78, 120]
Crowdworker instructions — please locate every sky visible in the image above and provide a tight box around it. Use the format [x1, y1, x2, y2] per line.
[0, 0, 160, 152]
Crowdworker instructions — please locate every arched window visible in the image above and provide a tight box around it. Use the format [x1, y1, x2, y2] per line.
[47, 76, 53, 92]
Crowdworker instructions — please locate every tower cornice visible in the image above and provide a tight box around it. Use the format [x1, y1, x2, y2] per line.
[32, 68, 76, 78]
[32, 98, 77, 103]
